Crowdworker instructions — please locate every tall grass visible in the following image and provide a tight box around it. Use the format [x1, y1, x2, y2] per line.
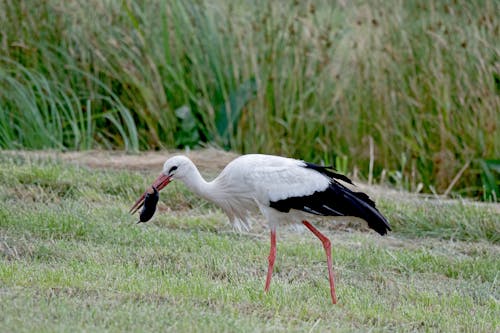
[0, 0, 499, 199]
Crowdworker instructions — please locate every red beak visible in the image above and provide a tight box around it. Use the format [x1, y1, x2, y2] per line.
[129, 173, 171, 214]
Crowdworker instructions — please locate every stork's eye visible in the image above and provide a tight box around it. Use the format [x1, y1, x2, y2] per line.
[168, 166, 178, 175]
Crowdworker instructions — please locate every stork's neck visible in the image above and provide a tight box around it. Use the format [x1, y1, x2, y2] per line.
[180, 164, 215, 201]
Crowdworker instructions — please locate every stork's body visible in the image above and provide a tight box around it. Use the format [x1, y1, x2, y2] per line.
[130, 154, 391, 304]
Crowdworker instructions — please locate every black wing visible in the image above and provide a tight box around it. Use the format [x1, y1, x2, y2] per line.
[270, 163, 391, 235]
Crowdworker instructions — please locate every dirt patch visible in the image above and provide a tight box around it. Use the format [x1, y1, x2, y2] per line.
[4, 148, 239, 174]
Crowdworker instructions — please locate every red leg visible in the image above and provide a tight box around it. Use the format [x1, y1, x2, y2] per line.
[302, 220, 337, 304]
[264, 228, 277, 292]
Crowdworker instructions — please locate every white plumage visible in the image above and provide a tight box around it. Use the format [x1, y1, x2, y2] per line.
[130, 154, 391, 304]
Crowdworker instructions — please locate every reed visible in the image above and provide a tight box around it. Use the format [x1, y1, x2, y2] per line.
[0, 0, 498, 199]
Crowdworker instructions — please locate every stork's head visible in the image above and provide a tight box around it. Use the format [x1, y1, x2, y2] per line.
[129, 155, 192, 214]
[161, 155, 194, 181]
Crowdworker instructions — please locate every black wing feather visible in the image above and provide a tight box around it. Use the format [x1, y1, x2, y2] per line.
[269, 163, 391, 235]
[303, 162, 354, 185]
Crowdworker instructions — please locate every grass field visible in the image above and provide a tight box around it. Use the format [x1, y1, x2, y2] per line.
[0, 150, 498, 332]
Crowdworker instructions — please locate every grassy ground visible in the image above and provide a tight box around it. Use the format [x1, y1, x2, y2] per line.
[0, 150, 499, 332]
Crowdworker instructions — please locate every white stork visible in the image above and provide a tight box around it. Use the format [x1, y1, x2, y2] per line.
[130, 154, 391, 304]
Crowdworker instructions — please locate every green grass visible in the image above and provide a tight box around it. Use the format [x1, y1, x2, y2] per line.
[0, 0, 499, 199]
[0, 152, 499, 332]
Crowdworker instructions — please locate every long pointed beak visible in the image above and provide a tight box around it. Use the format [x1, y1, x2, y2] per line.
[129, 173, 171, 214]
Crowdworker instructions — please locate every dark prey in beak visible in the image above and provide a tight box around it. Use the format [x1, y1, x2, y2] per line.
[137, 186, 159, 223]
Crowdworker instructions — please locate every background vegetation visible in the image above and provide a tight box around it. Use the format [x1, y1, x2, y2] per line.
[0, 0, 499, 199]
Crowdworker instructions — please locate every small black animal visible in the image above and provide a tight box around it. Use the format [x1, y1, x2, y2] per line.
[137, 186, 159, 223]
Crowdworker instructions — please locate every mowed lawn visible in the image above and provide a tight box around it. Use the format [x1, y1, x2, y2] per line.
[0, 151, 498, 332]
